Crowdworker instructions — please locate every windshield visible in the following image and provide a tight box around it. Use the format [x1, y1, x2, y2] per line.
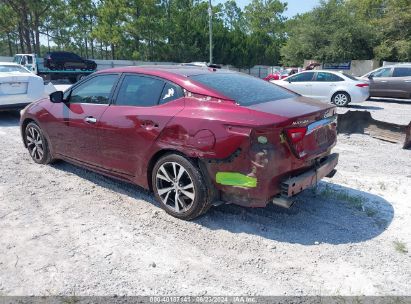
[0, 65, 30, 73]
[190, 73, 296, 106]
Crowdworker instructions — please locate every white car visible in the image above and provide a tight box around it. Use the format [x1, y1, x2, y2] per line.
[0, 62, 45, 111]
[271, 70, 370, 107]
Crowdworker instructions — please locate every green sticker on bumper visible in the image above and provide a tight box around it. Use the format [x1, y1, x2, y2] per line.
[216, 172, 257, 188]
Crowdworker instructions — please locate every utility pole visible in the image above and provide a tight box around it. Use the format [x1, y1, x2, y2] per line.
[208, 0, 213, 64]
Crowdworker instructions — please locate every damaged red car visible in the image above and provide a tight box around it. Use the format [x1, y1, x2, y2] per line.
[20, 66, 338, 220]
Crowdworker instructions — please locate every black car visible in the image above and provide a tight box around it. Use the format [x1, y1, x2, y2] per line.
[44, 51, 97, 71]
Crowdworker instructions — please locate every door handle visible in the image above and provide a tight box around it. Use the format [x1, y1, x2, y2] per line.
[405, 80, 411, 83]
[84, 116, 97, 124]
[380, 81, 388, 83]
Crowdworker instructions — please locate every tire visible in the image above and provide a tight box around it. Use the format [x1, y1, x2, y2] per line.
[331, 91, 350, 107]
[152, 153, 211, 220]
[25, 122, 54, 165]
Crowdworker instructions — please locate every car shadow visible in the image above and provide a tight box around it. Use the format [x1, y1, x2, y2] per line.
[369, 97, 411, 104]
[51, 161, 394, 246]
[0, 111, 20, 127]
[347, 104, 383, 110]
[197, 181, 394, 245]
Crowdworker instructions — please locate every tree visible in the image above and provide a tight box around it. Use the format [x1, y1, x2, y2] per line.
[281, 0, 375, 66]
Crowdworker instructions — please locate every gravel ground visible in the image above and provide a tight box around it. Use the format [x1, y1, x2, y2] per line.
[0, 110, 410, 296]
[337, 98, 411, 125]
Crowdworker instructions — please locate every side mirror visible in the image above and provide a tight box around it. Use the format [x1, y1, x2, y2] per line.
[368, 74, 374, 80]
[50, 91, 64, 103]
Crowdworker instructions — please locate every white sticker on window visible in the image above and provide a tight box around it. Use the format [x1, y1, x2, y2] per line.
[163, 88, 175, 99]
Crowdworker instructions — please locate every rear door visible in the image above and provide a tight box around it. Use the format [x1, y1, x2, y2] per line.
[369, 67, 393, 97]
[311, 72, 344, 100]
[283, 72, 315, 97]
[391, 67, 411, 98]
[46, 73, 120, 165]
[98, 73, 185, 176]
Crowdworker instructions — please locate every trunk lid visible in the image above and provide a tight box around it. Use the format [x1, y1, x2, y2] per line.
[248, 96, 337, 159]
[0, 74, 30, 95]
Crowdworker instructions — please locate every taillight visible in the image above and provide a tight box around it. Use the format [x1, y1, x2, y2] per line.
[356, 83, 369, 88]
[285, 127, 307, 144]
[285, 127, 307, 158]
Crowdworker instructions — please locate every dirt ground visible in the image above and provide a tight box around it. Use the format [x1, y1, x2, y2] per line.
[0, 101, 410, 296]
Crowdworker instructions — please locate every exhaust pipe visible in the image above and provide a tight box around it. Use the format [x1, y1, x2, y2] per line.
[272, 196, 295, 208]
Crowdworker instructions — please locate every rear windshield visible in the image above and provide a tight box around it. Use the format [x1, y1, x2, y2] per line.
[190, 73, 296, 106]
[0, 65, 30, 73]
[342, 73, 358, 81]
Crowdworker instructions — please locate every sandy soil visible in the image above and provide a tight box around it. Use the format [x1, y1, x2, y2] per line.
[0, 109, 410, 296]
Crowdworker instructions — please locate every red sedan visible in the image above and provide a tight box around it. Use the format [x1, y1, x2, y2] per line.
[20, 66, 338, 220]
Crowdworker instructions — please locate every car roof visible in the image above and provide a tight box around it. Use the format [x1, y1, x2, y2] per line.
[99, 65, 236, 77]
[97, 65, 240, 100]
[382, 64, 411, 68]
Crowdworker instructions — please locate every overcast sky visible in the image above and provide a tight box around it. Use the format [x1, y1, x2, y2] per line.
[214, 0, 321, 18]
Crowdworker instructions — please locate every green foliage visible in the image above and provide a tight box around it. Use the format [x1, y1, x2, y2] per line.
[0, 0, 410, 66]
[281, 0, 375, 66]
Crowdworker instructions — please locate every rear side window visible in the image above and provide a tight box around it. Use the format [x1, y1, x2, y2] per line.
[393, 67, 411, 77]
[116, 75, 165, 107]
[287, 72, 315, 82]
[51, 53, 62, 59]
[190, 73, 295, 106]
[159, 82, 184, 105]
[315, 72, 343, 82]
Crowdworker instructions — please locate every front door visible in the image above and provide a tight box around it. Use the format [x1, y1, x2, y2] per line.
[98, 74, 185, 177]
[46, 73, 120, 166]
[284, 72, 315, 97]
[369, 67, 393, 97]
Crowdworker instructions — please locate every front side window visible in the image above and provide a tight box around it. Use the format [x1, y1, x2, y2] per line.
[287, 72, 315, 82]
[315, 72, 343, 82]
[116, 75, 165, 107]
[68, 74, 119, 104]
[372, 68, 392, 78]
[190, 73, 296, 106]
[393, 67, 411, 77]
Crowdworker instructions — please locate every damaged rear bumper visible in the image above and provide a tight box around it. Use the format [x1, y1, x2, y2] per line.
[280, 153, 339, 197]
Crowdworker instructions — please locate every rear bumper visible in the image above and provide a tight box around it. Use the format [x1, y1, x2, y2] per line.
[280, 153, 339, 197]
[209, 152, 339, 208]
[350, 90, 369, 103]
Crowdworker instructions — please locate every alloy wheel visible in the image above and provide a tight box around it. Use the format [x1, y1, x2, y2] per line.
[26, 126, 44, 162]
[155, 161, 195, 213]
[333, 93, 348, 106]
